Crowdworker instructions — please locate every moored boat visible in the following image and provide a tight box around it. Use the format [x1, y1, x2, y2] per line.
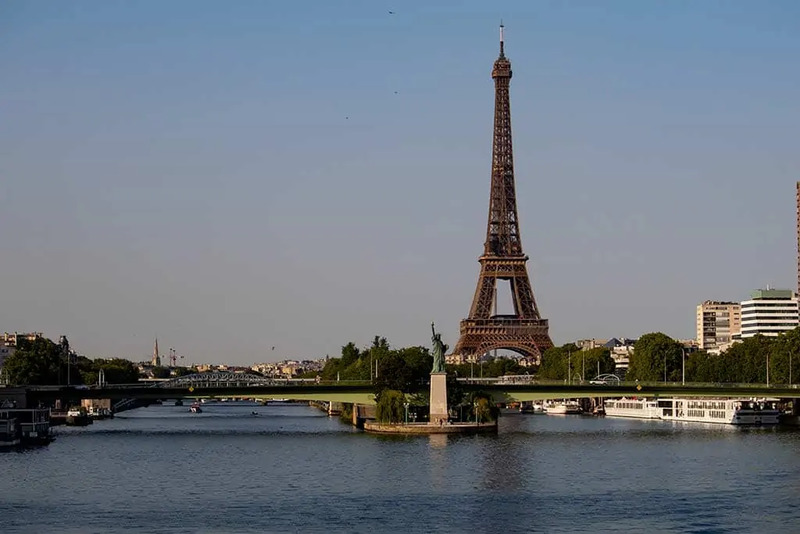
[604, 397, 780, 425]
[545, 400, 582, 415]
[66, 407, 92, 426]
[0, 417, 22, 449]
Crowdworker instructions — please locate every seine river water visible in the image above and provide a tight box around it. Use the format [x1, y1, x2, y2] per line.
[2, 402, 800, 533]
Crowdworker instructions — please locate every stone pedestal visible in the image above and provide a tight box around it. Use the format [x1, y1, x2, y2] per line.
[429, 372, 448, 425]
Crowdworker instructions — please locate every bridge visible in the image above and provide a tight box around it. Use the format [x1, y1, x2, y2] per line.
[17, 371, 800, 406]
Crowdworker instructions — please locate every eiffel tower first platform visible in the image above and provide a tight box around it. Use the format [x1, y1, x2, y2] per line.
[452, 26, 554, 363]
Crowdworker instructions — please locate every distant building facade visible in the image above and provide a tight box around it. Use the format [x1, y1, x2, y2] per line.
[740, 289, 799, 339]
[2, 332, 44, 346]
[696, 301, 741, 354]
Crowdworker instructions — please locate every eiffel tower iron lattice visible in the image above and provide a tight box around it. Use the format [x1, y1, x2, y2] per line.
[452, 25, 554, 363]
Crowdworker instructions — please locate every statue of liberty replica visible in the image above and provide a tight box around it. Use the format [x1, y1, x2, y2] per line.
[431, 322, 448, 373]
[429, 322, 448, 424]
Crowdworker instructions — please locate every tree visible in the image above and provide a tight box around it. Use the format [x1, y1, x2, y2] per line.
[684, 350, 717, 382]
[470, 392, 498, 423]
[626, 333, 683, 382]
[3, 337, 81, 385]
[373, 351, 414, 396]
[375, 389, 405, 423]
[151, 366, 172, 379]
[537, 343, 580, 380]
[78, 357, 141, 385]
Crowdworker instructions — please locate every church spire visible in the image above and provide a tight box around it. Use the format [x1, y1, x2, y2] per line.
[152, 337, 161, 367]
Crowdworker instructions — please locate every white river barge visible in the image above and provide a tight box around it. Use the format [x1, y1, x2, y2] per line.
[603, 397, 781, 425]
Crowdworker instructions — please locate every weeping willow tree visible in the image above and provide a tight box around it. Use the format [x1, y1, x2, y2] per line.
[375, 389, 406, 423]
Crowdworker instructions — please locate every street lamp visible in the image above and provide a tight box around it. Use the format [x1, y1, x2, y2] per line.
[568, 351, 572, 385]
[766, 353, 770, 387]
[473, 401, 478, 425]
[681, 348, 685, 386]
[664, 352, 667, 384]
[404, 402, 409, 425]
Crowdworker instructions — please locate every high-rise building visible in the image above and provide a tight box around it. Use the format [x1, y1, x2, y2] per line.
[696, 302, 741, 353]
[740, 289, 799, 339]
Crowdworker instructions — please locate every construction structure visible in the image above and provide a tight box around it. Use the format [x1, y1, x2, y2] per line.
[452, 26, 553, 363]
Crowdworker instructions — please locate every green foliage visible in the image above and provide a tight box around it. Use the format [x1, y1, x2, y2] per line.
[626, 333, 684, 382]
[447, 356, 527, 379]
[468, 392, 499, 423]
[373, 351, 414, 395]
[375, 389, 405, 423]
[151, 366, 172, 379]
[339, 403, 354, 424]
[90, 358, 141, 384]
[3, 337, 81, 385]
[318, 337, 431, 396]
[768, 328, 800, 384]
[3, 338, 142, 386]
[538, 344, 613, 381]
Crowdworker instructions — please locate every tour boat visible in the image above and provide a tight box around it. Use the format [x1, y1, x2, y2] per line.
[189, 402, 202, 413]
[603, 398, 662, 419]
[604, 397, 781, 425]
[545, 400, 582, 415]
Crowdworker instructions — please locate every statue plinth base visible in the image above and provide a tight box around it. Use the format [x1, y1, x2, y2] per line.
[429, 372, 448, 425]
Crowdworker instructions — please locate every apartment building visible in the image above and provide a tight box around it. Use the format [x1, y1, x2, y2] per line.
[740, 289, 799, 338]
[696, 302, 741, 353]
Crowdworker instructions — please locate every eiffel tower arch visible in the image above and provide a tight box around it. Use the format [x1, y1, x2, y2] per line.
[452, 26, 554, 363]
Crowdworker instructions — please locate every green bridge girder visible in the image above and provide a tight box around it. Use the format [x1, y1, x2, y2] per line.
[23, 382, 800, 406]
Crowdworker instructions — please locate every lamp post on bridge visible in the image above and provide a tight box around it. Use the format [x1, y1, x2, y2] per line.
[682, 348, 685, 386]
[766, 353, 770, 387]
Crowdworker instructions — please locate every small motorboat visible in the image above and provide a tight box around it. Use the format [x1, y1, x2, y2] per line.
[189, 402, 202, 413]
[251, 411, 259, 416]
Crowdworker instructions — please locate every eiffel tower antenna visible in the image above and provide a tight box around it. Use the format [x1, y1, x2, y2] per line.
[453, 26, 554, 363]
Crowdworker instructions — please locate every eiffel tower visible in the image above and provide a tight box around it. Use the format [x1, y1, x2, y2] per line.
[453, 25, 554, 363]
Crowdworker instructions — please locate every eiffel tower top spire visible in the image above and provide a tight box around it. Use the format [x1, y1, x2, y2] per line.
[486, 24, 521, 257]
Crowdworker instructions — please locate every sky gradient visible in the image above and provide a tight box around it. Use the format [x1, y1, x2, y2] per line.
[2, 1, 799, 365]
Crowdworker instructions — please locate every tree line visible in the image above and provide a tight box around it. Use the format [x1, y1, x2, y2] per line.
[626, 329, 800, 384]
[2, 337, 141, 386]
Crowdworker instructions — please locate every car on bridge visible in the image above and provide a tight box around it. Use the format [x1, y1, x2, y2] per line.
[589, 374, 620, 385]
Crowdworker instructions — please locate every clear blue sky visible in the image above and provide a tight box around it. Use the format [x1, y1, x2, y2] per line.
[2, 1, 798, 365]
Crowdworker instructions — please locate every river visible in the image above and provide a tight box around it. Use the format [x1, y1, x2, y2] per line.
[2, 402, 799, 533]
